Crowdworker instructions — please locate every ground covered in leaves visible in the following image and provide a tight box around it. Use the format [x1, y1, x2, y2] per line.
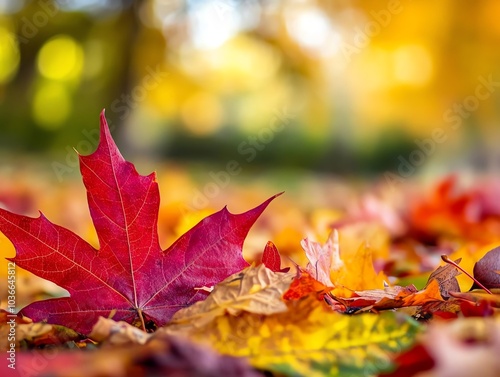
[1, 114, 500, 377]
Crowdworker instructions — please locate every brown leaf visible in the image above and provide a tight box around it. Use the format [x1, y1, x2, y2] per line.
[473, 247, 500, 290]
[18, 322, 81, 347]
[358, 279, 442, 312]
[169, 265, 294, 329]
[413, 299, 462, 320]
[332, 285, 417, 313]
[89, 317, 151, 345]
[354, 285, 418, 301]
[1, 310, 82, 351]
[426, 258, 462, 299]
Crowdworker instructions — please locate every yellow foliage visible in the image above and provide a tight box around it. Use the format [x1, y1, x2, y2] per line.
[166, 297, 420, 377]
[167, 298, 418, 377]
[331, 242, 387, 298]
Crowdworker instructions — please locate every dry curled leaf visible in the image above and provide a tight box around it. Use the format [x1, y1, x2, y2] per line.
[89, 317, 151, 345]
[302, 230, 341, 286]
[169, 264, 294, 329]
[426, 258, 462, 299]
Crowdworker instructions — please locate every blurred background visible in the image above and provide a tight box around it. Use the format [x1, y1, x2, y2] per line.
[1, 0, 499, 176]
[2, 0, 500, 309]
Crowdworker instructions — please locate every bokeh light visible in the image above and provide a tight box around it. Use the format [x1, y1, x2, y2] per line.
[285, 5, 343, 58]
[181, 91, 223, 136]
[0, 0, 498, 176]
[393, 44, 433, 86]
[37, 35, 84, 81]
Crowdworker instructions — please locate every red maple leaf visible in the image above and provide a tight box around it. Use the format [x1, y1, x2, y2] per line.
[0, 111, 278, 335]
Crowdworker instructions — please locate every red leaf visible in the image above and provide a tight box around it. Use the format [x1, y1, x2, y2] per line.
[0, 111, 279, 335]
[379, 344, 435, 377]
[283, 271, 331, 301]
[261, 241, 289, 273]
[460, 300, 494, 317]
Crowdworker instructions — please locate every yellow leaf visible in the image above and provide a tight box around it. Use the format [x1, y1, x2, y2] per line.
[331, 242, 387, 297]
[166, 297, 420, 377]
[302, 230, 388, 298]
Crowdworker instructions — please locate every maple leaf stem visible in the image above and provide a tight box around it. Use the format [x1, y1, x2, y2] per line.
[440, 255, 493, 295]
[137, 308, 146, 332]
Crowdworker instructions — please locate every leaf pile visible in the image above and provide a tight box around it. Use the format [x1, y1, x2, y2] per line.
[1, 112, 500, 377]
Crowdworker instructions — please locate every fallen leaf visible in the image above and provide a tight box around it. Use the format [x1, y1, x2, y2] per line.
[166, 296, 421, 377]
[353, 285, 418, 302]
[450, 289, 500, 308]
[89, 317, 151, 345]
[302, 230, 387, 297]
[302, 230, 341, 286]
[330, 241, 387, 297]
[0, 310, 30, 351]
[459, 300, 495, 317]
[1, 311, 81, 351]
[408, 175, 500, 244]
[473, 247, 500, 290]
[335, 285, 417, 313]
[283, 271, 332, 302]
[378, 279, 443, 309]
[413, 299, 462, 320]
[17, 322, 81, 348]
[262, 241, 289, 272]
[325, 254, 462, 314]
[339, 279, 443, 314]
[0, 111, 278, 335]
[425, 258, 462, 299]
[16, 333, 263, 377]
[169, 264, 294, 328]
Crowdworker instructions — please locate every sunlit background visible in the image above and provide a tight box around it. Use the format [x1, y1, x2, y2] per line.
[2, 0, 500, 311]
[1, 0, 500, 176]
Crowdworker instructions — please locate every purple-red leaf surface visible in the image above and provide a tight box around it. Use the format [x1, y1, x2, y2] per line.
[472, 246, 500, 290]
[0, 111, 278, 335]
